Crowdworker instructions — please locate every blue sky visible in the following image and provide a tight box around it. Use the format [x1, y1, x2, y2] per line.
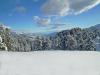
[0, 0, 100, 33]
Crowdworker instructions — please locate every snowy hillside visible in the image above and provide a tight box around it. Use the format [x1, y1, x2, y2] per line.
[0, 51, 100, 75]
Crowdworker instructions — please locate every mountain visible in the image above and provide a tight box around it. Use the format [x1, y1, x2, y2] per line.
[87, 24, 100, 31]
[0, 24, 100, 51]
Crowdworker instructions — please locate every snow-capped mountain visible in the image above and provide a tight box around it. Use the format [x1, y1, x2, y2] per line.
[0, 24, 100, 51]
[88, 24, 100, 31]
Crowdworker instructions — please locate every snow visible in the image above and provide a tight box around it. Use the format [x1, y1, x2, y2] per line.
[96, 43, 100, 51]
[94, 36, 100, 51]
[0, 51, 100, 75]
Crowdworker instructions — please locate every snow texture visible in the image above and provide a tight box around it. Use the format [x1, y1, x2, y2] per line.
[0, 51, 100, 75]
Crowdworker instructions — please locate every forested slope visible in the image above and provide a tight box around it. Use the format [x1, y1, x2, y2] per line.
[0, 24, 100, 51]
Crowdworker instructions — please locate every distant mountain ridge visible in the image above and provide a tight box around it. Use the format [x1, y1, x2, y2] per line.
[87, 24, 100, 31]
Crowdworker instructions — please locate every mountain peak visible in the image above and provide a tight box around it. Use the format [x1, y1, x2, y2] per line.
[0, 24, 10, 29]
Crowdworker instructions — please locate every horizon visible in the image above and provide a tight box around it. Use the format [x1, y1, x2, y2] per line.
[0, 0, 100, 33]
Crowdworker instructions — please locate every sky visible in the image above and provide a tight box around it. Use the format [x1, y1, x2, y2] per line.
[0, 0, 100, 33]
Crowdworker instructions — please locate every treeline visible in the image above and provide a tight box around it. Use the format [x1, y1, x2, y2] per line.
[0, 25, 12, 51]
[0, 24, 100, 51]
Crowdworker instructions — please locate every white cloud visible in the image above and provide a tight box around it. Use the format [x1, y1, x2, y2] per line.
[32, 23, 77, 33]
[46, 23, 77, 32]
[14, 6, 27, 13]
[9, 6, 27, 16]
[42, 0, 100, 16]
[32, 0, 39, 2]
[33, 16, 51, 26]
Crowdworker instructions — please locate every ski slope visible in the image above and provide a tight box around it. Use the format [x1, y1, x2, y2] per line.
[0, 51, 100, 75]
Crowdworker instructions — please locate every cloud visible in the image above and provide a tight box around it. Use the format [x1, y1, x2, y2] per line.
[32, 0, 39, 2]
[37, 23, 76, 33]
[9, 6, 27, 16]
[33, 16, 51, 26]
[14, 6, 27, 13]
[41, 0, 100, 16]
[47, 23, 76, 32]
[15, 0, 21, 4]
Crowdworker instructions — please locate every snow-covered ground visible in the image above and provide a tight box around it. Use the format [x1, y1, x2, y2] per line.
[0, 51, 100, 75]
